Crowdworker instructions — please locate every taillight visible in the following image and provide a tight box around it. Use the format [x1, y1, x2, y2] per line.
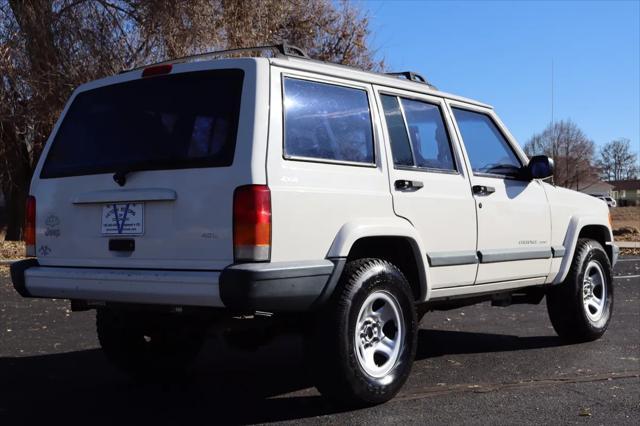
[233, 185, 271, 262]
[25, 195, 36, 257]
[142, 64, 172, 78]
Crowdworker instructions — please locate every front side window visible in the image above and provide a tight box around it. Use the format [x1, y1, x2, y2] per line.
[452, 108, 522, 177]
[381, 95, 456, 172]
[283, 78, 374, 164]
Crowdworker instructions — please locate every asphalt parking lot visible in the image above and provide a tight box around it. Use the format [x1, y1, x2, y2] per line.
[1, 259, 638, 425]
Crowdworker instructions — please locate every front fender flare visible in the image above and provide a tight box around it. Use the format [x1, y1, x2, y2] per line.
[554, 215, 613, 284]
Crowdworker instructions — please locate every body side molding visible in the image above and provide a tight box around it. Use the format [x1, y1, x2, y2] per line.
[478, 247, 552, 263]
[551, 246, 565, 258]
[427, 251, 478, 267]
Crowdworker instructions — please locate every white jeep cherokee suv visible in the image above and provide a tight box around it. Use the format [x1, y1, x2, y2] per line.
[10, 45, 618, 406]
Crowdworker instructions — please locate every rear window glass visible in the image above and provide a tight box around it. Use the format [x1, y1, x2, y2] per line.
[41, 69, 244, 178]
[283, 77, 374, 164]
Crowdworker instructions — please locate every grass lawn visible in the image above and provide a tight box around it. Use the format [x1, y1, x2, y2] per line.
[611, 206, 640, 242]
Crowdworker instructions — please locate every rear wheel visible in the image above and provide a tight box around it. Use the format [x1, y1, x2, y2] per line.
[305, 258, 418, 407]
[546, 238, 613, 342]
[97, 308, 207, 380]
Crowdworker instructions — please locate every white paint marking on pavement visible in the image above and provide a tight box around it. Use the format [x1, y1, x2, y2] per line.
[614, 274, 640, 280]
[615, 258, 640, 262]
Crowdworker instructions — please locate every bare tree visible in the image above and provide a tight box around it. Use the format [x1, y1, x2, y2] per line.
[524, 120, 598, 190]
[0, 0, 381, 240]
[597, 138, 638, 181]
[219, 0, 383, 69]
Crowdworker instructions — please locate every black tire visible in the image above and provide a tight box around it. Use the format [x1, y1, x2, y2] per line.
[305, 258, 418, 407]
[97, 308, 207, 380]
[546, 238, 613, 342]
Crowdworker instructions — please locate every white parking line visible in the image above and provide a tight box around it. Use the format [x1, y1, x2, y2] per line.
[614, 274, 640, 280]
[616, 258, 640, 262]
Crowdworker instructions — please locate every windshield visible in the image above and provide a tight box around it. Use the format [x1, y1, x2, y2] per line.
[41, 69, 244, 178]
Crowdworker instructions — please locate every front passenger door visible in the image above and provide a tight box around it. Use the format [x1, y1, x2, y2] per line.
[449, 105, 552, 285]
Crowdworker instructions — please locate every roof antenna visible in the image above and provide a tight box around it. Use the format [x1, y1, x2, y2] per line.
[551, 58, 554, 126]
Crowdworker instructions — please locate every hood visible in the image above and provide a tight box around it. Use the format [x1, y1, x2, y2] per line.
[542, 182, 610, 220]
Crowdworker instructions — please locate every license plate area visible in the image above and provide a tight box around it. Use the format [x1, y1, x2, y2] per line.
[101, 203, 144, 235]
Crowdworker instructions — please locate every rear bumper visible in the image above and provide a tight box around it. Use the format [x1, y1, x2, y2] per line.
[220, 259, 343, 311]
[10, 258, 344, 311]
[11, 259, 223, 307]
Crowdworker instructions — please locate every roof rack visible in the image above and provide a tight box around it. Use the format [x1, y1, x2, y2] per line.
[124, 42, 309, 73]
[385, 71, 435, 88]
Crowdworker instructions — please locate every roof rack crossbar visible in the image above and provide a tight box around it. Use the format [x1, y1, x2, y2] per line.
[124, 42, 309, 73]
[385, 71, 433, 86]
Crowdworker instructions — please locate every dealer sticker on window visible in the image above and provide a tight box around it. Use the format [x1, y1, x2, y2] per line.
[101, 203, 144, 235]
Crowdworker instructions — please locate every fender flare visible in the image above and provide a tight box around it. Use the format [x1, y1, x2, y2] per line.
[326, 217, 431, 301]
[554, 215, 613, 284]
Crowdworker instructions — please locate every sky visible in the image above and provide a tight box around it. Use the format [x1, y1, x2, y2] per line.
[360, 0, 640, 153]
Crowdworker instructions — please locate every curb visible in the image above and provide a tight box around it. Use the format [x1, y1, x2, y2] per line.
[617, 242, 640, 249]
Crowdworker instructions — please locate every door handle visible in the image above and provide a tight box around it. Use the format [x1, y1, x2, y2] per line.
[472, 185, 495, 196]
[395, 179, 424, 191]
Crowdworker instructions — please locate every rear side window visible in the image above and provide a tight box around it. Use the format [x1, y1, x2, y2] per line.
[283, 78, 374, 164]
[380, 95, 413, 166]
[41, 69, 244, 178]
[452, 108, 522, 177]
[380, 95, 456, 172]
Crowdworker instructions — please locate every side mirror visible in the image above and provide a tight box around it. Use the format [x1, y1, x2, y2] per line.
[526, 155, 554, 179]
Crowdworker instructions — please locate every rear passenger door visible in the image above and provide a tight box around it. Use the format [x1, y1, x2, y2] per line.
[374, 88, 478, 288]
[448, 103, 551, 285]
[266, 70, 395, 263]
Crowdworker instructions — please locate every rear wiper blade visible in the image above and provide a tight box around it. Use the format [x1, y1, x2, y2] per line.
[113, 170, 130, 187]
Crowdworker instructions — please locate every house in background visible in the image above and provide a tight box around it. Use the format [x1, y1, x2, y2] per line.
[577, 180, 614, 197]
[611, 179, 640, 206]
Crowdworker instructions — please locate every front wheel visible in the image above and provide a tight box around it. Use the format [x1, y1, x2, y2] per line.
[305, 258, 418, 407]
[546, 238, 613, 342]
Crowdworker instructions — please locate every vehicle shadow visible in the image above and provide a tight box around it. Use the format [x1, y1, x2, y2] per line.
[415, 329, 565, 360]
[0, 329, 566, 425]
[0, 336, 343, 425]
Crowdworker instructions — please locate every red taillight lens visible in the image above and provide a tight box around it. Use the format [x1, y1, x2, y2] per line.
[25, 195, 36, 257]
[142, 64, 172, 78]
[233, 185, 271, 262]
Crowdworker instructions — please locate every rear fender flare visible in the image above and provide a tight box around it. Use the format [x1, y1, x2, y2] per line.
[327, 217, 431, 301]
